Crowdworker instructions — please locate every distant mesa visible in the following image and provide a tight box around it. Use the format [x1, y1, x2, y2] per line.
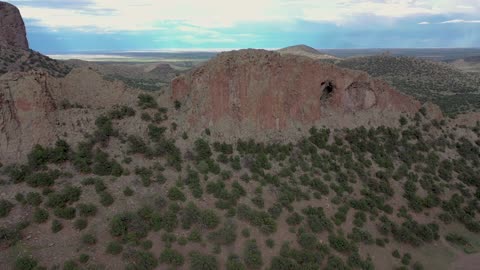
[0, 1, 29, 49]
[278, 44, 337, 60]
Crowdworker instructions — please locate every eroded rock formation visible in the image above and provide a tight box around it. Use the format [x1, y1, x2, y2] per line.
[172, 49, 421, 139]
[0, 1, 29, 49]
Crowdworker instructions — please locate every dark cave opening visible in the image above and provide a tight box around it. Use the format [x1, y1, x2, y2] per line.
[320, 81, 335, 101]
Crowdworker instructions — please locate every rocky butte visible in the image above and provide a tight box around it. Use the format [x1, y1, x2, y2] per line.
[172, 49, 421, 140]
[0, 1, 29, 49]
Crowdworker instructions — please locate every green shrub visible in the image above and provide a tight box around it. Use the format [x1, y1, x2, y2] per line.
[328, 234, 357, 253]
[208, 221, 237, 245]
[26, 171, 59, 187]
[82, 234, 97, 245]
[106, 241, 123, 255]
[72, 141, 94, 173]
[27, 144, 50, 169]
[127, 135, 149, 154]
[226, 255, 246, 270]
[141, 112, 152, 121]
[49, 140, 71, 163]
[174, 100, 181, 110]
[141, 240, 153, 250]
[168, 187, 186, 202]
[15, 193, 25, 204]
[54, 207, 76, 220]
[236, 204, 277, 234]
[51, 219, 63, 233]
[194, 139, 212, 161]
[79, 254, 89, 264]
[188, 229, 202, 242]
[190, 252, 218, 270]
[159, 248, 185, 266]
[401, 253, 412, 265]
[110, 212, 148, 242]
[0, 199, 14, 218]
[109, 105, 135, 119]
[28, 140, 70, 169]
[14, 256, 38, 270]
[74, 218, 88, 230]
[25, 192, 42, 206]
[266, 239, 275, 248]
[33, 208, 49, 223]
[124, 187, 134, 196]
[46, 186, 81, 208]
[241, 228, 250, 238]
[200, 210, 220, 229]
[94, 115, 117, 144]
[325, 255, 348, 270]
[78, 203, 97, 217]
[99, 191, 114, 207]
[123, 249, 158, 270]
[92, 150, 123, 176]
[243, 240, 263, 269]
[286, 212, 303, 226]
[181, 202, 200, 229]
[138, 94, 158, 109]
[148, 124, 167, 142]
[6, 164, 31, 183]
[297, 232, 318, 250]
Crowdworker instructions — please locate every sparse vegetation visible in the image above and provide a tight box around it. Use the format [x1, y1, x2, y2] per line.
[3, 73, 480, 270]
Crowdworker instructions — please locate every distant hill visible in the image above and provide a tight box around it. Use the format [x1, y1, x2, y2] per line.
[337, 55, 480, 115]
[278, 44, 337, 60]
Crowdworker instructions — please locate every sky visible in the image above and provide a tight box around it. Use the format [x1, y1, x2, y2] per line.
[9, 0, 480, 53]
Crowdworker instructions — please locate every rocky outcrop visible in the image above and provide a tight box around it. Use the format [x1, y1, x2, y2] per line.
[0, 71, 58, 163]
[0, 1, 29, 49]
[172, 49, 421, 139]
[0, 67, 140, 165]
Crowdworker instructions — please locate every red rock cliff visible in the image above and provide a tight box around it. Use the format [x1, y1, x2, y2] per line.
[171, 49, 421, 139]
[0, 1, 29, 49]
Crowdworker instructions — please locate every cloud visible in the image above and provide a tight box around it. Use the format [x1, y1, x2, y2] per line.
[10, 0, 94, 9]
[440, 19, 480, 24]
[13, 0, 480, 32]
[418, 21, 430, 25]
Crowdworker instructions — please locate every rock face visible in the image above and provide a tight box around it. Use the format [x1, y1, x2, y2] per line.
[0, 71, 58, 163]
[0, 1, 29, 49]
[172, 49, 421, 139]
[0, 68, 139, 164]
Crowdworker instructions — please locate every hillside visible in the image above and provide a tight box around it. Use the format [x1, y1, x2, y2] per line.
[66, 60, 179, 91]
[337, 55, 480, 115]
[2, 92, 480, 269]
[278, 45, 337, 60]
[0, 46, 71, 77]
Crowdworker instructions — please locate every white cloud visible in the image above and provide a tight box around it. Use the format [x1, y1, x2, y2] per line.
[418, 21, 430, 25]
[440, 19, 480, 24]
[15, 0, 480, 32]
